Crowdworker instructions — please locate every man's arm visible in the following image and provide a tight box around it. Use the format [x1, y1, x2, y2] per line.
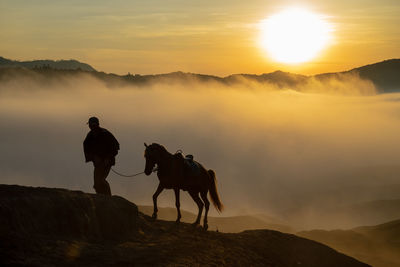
[83, 133, 94, 162]
[105, 130, 120, 156]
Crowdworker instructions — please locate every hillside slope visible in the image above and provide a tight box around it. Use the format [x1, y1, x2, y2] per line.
[0, 184, 369, 267]
[299, 219, 400, 267]
[315, 59, 400, 93]
[351, 59, 400, 93]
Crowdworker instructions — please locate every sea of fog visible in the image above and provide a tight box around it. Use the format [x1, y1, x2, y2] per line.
[1, 72, 400, 230]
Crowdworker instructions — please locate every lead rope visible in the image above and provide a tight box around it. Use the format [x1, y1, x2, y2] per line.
[111, 167, 157, 178]
[111, 148, 182, 178]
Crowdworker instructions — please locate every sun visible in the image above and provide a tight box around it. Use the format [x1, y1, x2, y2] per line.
[259, 7, 333, 64]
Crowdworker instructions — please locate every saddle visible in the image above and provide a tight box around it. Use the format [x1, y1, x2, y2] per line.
[174, 153, 200, 175]
[184, 154, 201, 174]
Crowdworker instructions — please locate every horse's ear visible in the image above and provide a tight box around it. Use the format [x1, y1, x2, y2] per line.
[144, 143, 148, 148]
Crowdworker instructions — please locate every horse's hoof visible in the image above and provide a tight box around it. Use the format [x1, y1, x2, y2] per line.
[192, 221, 200, 227]
[151, 214, 157, 220]
[175, 219, 181, 224]
[203, 224, 208, 231]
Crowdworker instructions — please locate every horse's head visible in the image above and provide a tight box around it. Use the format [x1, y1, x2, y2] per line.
[144, 143, 163, 175]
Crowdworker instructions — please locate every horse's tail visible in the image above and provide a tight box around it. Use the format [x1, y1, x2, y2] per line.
[208, 169, 223, 212]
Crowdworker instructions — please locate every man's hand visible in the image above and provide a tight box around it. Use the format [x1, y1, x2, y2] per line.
[105, 157, 115, 166]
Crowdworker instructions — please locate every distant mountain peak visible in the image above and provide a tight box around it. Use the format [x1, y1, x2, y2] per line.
[0, 56, 96, 71]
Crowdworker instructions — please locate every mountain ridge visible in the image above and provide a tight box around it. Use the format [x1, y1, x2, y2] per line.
[0, 56, 399, 93]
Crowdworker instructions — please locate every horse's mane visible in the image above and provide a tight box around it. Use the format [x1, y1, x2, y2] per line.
[150, 143, 169, 154]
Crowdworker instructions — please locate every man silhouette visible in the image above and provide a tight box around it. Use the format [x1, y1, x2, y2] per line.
[83, 117, 119, 196]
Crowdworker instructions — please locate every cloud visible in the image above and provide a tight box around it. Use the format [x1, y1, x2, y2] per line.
[1, 71, 400, 230]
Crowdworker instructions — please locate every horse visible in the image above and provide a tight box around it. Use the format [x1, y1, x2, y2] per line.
[144, 143, 223, 230]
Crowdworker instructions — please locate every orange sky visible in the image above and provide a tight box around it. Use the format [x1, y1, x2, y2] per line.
[0, 0, 399, 75]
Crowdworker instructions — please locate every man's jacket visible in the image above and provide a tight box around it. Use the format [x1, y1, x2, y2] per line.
[83, 128, 120, 163]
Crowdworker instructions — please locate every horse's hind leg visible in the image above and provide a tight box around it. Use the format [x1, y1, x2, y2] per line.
[174, 188, 181, 223]
[152, 183, 164, 220]
[200, 190, 210, 230]
[189, 190, 204, 226]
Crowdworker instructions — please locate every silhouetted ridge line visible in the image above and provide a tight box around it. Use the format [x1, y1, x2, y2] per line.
[1, 57, 399, 92]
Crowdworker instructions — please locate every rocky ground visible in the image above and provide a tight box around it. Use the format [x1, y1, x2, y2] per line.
[0, 184, 370, 266]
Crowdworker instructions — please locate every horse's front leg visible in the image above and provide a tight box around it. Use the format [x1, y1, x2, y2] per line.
[152, 183, 164, 220]
[174, 188, 181, 223]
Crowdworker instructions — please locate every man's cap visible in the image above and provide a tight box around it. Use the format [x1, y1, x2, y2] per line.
[87, 116, 99, 125]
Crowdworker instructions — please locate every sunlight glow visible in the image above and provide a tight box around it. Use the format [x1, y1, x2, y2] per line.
[259, 7, 333, 64]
